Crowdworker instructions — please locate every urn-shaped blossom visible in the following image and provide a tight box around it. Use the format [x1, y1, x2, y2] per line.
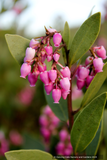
[40, 71, 49, 85]
[95, 46, 107, 59]
[20, 63, 31, 79]
[77, 67, 89, 80]
[28, 72, 38, 87]
[77, 79, 85, 90]
[44, 82, 53, 95]
[60, 78, 70, 91]
[52, 89, 61, 103]
[44, 46, 53, 55]
[93, 58, 103, 73]
[48, 70, 57, 82]
[60, 67, 71, 80]
[53, 33, 62, 47]
[53, 53, 60, 62]
[25, 47, 35, 61]
[29, 39, 39, 49]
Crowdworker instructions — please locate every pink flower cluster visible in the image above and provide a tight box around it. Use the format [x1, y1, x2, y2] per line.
[39, 106, 60, 144]
[20, 28, 71, 103]
[56, 129, 73, 156]
[39, 105, 73, 155]
[76, 46, 106, 90]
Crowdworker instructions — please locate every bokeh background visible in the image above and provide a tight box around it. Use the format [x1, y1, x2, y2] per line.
[0, 0, 107, 160]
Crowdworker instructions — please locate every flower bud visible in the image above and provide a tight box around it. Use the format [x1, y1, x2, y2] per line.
[56, 142, 65, 153]
[44, 46, 53, 55]
[53, 53, 60, 62]
[44, 82, 53, 95]
[60, 66, 71, 80]
[39, 115, 48, 126]
[61, 89, 69, 100]
[60, 78, 70, 91]
[40, 71, 49, 85]
[48, 70, 57, 82]
[52, 89, 61, 103]
[77, 67, 89, 80]
[93, 58, 103, 73]
[77, 79, 85, 90]
[86, 75, 94, 88]
[95, 46, 107, 59]
[59, 129, 68, 141]
[38, 63, 47, 72]
[28, 72, 38, 87]
[47, 55, 53, 62]
[29, 39, 39, 49]
[20, 63, 31, 79]
[53, 33, 62, 47]
[85, 56, 93, 66]
[25, 47, 35, 61]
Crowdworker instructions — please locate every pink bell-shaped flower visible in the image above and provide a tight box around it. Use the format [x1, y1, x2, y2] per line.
[77, 67, 89, 80]
[48, 70, 57, 82]
[59, 129, 68, 141]
[20, 63, 31, 79]
[93, 58, 103, 73]
[95, 46, 107, 59]
[47, 55, 53, 62]
[53, 33, 62, 47]
[77, 79, 85, 90]
[44, 82, 53, 95]
[44, 46, 53, 55]
[25, 47, 35, 61]
[60, 78, 70, 91]
[61, 89, 69, 100]
[29, 39, 39, 49]
[86, 75, 94, 88]
[52, 88, 61, 103]
[40, 71, 49, 85]
[53, 53, 60, 62]
[28, 72, 38, 87]
[38, 62, 47, 72]
[56, 142, 65, 154]
[60, 66, 71, 80]
[39, 115, 48, 126]
[85, 56, 93, 66]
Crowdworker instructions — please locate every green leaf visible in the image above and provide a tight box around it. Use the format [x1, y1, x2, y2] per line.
[44, 90, 68, 121]
[81, 62, 107, 108]
[69, 12, 101, 67]
[62, 22, 70, 64]
[22, 133, 45, 151]
[5, 150, 56, 160]
[86, 120, 102, 160]
[5, 34, 30, 65]
[71, 92, 107, 153]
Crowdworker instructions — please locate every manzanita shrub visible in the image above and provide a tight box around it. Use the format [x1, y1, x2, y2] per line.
[5, 12, 107, 160]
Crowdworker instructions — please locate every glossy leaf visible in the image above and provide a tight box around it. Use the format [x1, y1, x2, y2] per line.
[44, 90, 68, 121]
[5, 34, 30, 65]
[5, 150, 56, 160]
[62, 21, 70, 64]
[86, 120, 102, 160]
[71, 92, 107, 153]
[81, 62, 107, 108]
[69, 12, 101, 67]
